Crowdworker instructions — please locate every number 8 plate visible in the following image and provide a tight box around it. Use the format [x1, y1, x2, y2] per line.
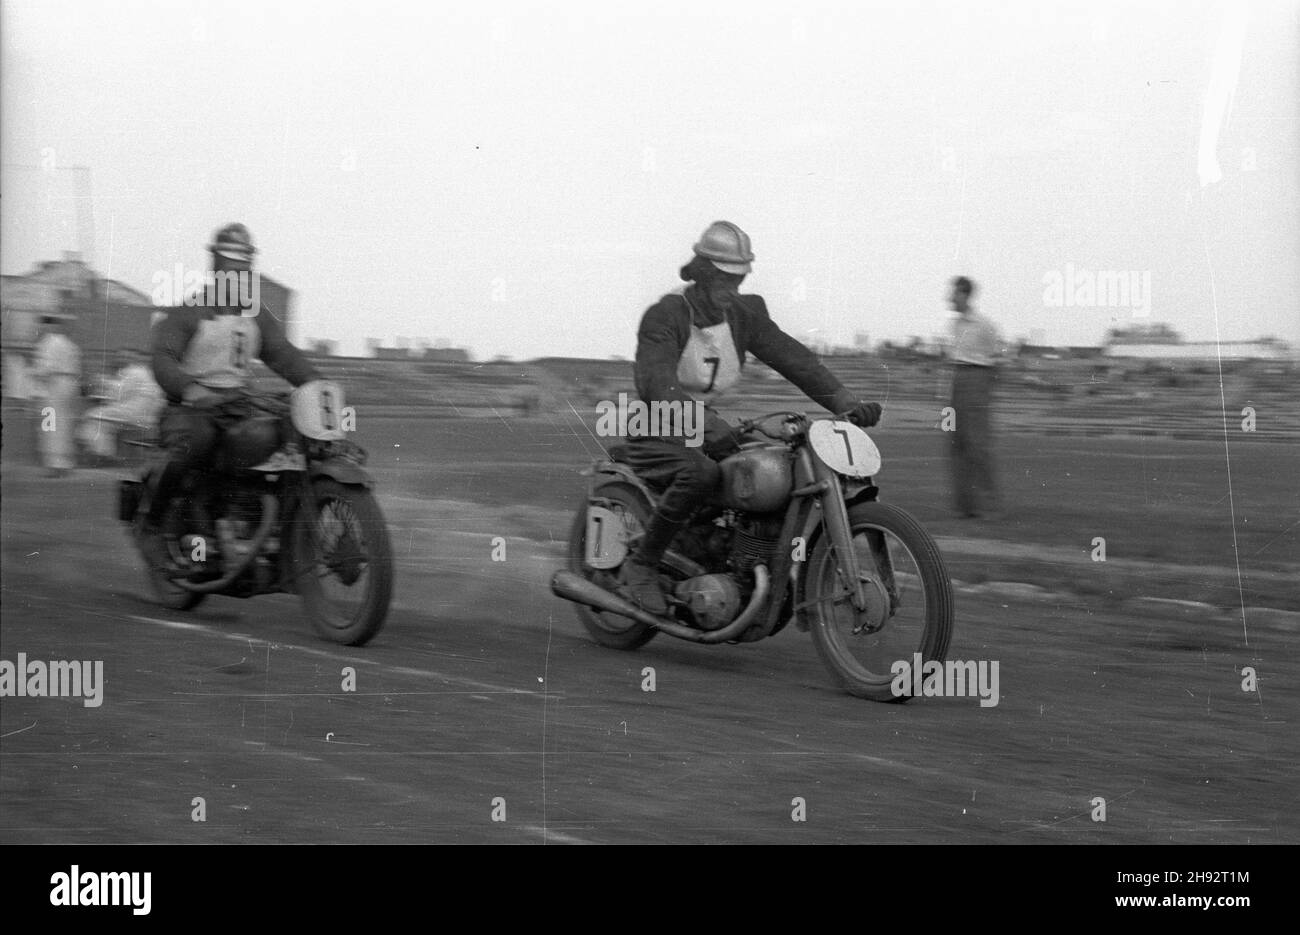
[808, 420, 881, 478]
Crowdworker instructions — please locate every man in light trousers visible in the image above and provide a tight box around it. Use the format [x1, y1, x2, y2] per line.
[32, 316, 83, 477]
[946, 277, 1003, 518]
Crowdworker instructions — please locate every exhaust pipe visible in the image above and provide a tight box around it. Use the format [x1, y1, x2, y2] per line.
[551, 570, 668, 630]
[176, 494, 279, 593]
[551, 566, 770, 644]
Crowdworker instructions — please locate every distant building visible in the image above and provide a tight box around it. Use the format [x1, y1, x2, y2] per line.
[422, 347, 470, 362]
[2, 252, 300, 396]
[1018, 345, 1105, 360]
[2, 252, 155, 357]
[364, 340, 470, 362]
[1105, 322, 1182, 345]
[256, 275, 296, 344]
[1102, 341, 1291, 362]
[2, 253, 156, 396]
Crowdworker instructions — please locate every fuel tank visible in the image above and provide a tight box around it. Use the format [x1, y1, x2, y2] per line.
[719, 443, 793, 513]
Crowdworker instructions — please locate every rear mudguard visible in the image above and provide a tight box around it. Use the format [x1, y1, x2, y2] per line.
[586, 460, 658, 512]
[309, 457, 375, 489]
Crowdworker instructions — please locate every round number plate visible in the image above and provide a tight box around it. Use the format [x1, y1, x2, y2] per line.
[291, 379, 348, 440]
[808, 420, 881, 477]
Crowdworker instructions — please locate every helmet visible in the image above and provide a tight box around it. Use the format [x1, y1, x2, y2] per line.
[209, 223, 257, 262]
[692, 221, 754, 275]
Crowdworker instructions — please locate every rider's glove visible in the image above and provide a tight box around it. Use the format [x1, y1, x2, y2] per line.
[845, 401, 883, 428]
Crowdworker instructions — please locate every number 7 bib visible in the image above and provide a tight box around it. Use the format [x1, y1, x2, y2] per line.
[677, 322, 740, 400]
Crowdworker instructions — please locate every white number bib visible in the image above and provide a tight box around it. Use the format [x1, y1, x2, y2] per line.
[677, 322, 740, 402]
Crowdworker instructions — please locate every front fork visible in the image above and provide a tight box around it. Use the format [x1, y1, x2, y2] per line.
[803, 449, 870, 613]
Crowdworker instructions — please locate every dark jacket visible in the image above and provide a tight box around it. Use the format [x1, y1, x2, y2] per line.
[152, 302, 320, 404]
[634, 286, 856, 447]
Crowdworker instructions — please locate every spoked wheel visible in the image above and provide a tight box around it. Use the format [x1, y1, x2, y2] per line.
[804, 501, 953, 701]
[291, 479, 393, 646]
[566, 483, 686, 650]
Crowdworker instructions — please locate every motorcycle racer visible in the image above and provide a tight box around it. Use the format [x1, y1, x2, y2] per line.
[619, 220, 883, 614]
[138, 223, 322, 571]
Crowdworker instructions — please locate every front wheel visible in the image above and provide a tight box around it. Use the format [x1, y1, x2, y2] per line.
[291, 479, 394, 646]
[803, 501, 953, 701]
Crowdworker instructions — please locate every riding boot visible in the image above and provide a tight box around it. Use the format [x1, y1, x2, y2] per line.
[145, 458, 188, 529]
[620, 508, 687, 616]
[134, 458, 188, 573]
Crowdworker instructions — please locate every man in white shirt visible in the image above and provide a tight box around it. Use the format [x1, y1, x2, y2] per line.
[32, 316, 83, 477]
[78, 349, 165, 461]
[946, 277, 1002, 518]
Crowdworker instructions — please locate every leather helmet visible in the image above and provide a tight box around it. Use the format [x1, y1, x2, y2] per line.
[209, 223, 257, 262]
[692, 221, 754, 275]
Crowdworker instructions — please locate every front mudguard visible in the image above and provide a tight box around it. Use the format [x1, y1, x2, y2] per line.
[792, 480, 885, 631]
[309, 457, 375, 489]
[281, 460, 375, 593]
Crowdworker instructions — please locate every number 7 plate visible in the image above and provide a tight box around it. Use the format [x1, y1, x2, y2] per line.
[585, 505, 635, 570]
[808, 420, 881, 478]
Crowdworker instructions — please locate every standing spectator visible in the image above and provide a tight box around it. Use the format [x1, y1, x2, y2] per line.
[946, 276, 1003, 518]
[32, 316, 83, 477]
[77, 349, 165, 463]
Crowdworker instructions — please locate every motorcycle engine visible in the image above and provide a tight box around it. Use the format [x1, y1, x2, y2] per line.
[674, 574, 742, 631]
[728, 513, 784, 576]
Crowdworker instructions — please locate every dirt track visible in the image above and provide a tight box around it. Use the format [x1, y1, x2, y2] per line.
[1, 416, 1296, 843]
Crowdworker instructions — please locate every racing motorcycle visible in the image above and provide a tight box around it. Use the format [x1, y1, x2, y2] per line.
[552, 411, 953, 700]
[117, 380, 394, 646]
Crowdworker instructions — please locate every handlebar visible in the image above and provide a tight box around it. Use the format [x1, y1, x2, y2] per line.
[736, 409, 863, 441]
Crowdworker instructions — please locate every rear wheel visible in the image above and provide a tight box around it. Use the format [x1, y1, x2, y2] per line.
[140, 527, 207, 611]
[291, 479, 393, 646]
[804, 501, 953, 701]
[565, 483, 666, 650]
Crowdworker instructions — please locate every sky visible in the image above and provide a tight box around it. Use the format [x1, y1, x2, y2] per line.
[3, 0, 1297, 359]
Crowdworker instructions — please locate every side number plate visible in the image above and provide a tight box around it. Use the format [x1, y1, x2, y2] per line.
[585, 505, 635, 570]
